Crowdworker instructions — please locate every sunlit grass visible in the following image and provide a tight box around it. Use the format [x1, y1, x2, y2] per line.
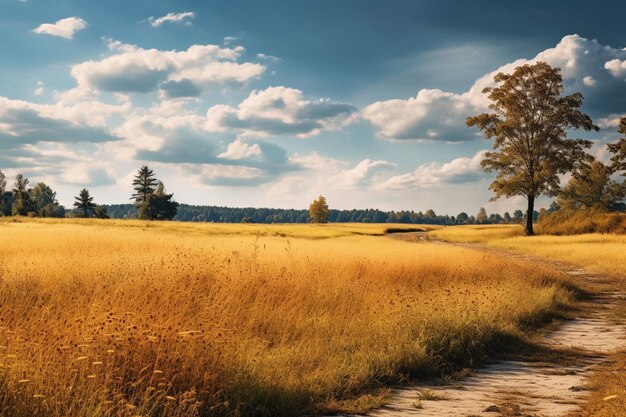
[0, 218, 573, 416]
[431, 224, 626, 277]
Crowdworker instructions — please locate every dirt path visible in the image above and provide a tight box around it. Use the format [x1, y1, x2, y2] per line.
[364, 232, 626, 417]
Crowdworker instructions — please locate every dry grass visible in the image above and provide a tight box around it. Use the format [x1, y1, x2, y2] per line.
[431, 224, 626, 277]
[430, 224, 626, 414]
[0, 219, 573, 416]
[537, 209, 626, 235]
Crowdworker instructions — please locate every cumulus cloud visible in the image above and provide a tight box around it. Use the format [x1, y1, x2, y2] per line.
[206, 86, 357, 138]
[217, 138, 261, 160]
[148, 12, 195, 27]
[335, 159, 396, 188]
[381, 151, 487, 190]
[33, 17, 86, 39]
[363, 35, 626, 141]
[70, 40, 265, 95]
[361, 89, 479, 142]
[0, 96, 117, 150]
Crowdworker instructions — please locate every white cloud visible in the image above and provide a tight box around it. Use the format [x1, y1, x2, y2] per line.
[605, 58, 626, 79]
[335, 159, 396, 188]
[223, 36, 237, 45]
[33, 81, 44, 96]
[70, 40, 265, 95]
[583, 76, 596, 87]
[363, 35, 626, 141]
[0, 95, 118, 150]
[381, 151, 487, 190]
[257, 53, 281, 62]
[148, 12, 195, 27]
[33, 17, 86, 39]
[217, 139, 262, 160]
[206, 86, 357, 138]
[361, 89, 478, 142]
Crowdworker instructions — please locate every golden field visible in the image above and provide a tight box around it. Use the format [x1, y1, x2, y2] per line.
[0, 219, 575, 417]
[431, 224, 626, 277]
[431, 223, 626, 417]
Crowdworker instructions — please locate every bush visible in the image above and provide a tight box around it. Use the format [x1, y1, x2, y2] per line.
[537, 208, 626, 235]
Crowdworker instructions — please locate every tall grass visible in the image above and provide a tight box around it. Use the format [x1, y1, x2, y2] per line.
[0, 219, 573, 416]
[537, 209, 626, 235]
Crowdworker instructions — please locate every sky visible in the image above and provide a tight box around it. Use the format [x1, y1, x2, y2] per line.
[1, 0, 626, 215]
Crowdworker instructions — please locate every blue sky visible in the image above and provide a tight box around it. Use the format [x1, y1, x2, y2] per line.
[1, 0, 626, 214]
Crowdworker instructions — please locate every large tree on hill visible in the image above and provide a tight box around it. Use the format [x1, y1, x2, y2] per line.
[608, 117, 626, 175]
[466, 62, 598, 235]
[309, 195, 330, 223]
[74, 188, 97, 218]
[131, 166, 159, 219]
[11, 174, 32, 216]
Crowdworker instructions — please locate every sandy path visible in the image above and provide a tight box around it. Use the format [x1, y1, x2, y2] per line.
[363, 233, 626, 417]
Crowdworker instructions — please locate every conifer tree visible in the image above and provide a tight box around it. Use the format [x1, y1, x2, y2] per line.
[74, 188, 96, 218]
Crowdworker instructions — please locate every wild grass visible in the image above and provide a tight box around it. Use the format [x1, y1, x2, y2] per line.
[0, 219, 573, 416]
[537, 209, 626, 235]
[430, 223, 626, 414]
[435, 224, 626, 278]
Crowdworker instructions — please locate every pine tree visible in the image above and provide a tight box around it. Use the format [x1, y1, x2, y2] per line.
[131, 166, 158, 219]
[74, 189, 96, 218]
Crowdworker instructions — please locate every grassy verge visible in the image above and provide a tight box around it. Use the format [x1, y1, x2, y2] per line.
[430, 224, 626, 414]
[0, 219, 573, 416]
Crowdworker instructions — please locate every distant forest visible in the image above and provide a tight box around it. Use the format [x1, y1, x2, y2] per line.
[103, 203, 532, 225]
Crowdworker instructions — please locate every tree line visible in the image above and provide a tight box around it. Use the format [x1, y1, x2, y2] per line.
[0, 166, 178, 220]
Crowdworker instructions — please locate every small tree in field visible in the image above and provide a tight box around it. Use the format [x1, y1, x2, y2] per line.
[74, 189, 96, 218]
[466, 62, 598, 235]
[309, 195, 330, 223]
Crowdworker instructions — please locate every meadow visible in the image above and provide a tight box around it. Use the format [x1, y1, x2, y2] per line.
[431, 223, 626, 417]
[0, 218, 574, 417]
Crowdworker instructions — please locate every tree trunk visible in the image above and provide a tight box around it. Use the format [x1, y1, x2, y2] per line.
[526, 194, 535, 236]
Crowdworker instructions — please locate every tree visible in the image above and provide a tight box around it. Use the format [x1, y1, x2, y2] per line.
[0, 170, 5, 196]
[94, 206, 110, 219]
[0, 170, 9, 216]
[456, 212, 469, 224]
[608, 117, 626, 175]
[150, 182, 178, 220]
[466, 62, 598, 235]
[11, 174, 32, 216]
[476, 207, 488, 224]
[309, 195, 330, 223]
[74, 189, 96, 218]
[29, 182, 64, 217]
[131, 166, 158, 219]
[557, 160, 626, 211]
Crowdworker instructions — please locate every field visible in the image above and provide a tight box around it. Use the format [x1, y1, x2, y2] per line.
[431, 224, 626, 277]
[431, 224, 626, 416]
[0, 219, 576, 417]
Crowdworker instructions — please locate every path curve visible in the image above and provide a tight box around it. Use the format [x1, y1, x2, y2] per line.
[362, 232, 626, 417]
